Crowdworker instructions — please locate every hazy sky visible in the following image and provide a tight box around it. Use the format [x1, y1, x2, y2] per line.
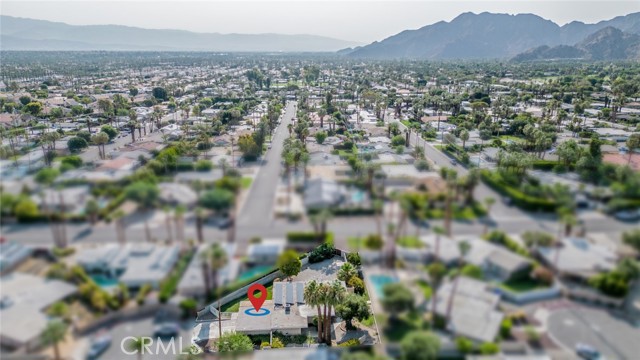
[2, 1, 639, 43]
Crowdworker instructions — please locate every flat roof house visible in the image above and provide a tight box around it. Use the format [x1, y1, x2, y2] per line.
[430, 277, 504, 343]
[0, 273, 76, 351]
[76, 243, 180, 289]
[537, 237, 617, 281]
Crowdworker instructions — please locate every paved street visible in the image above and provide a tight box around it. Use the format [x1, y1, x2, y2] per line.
[547, 307, 638, 360]
[80, 317, 194, 360]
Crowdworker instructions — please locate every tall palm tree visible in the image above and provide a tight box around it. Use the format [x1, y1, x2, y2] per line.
[427, 262, 446, 329]
[323, 281, 346, 344]
[483, 197, 496, 234]
[163, 206, 173, 243]
[310, 209, 332, 242]
[41, 320, 67, 360]
[209, 243, 228, 339]
[195, 207, 205, 244]
[439, 168, 458, 237]
[303, 280, 324, 343]
[200, 249, 212, 301]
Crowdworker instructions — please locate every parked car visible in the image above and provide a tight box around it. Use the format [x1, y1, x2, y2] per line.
[86, 333, 112, 359]
[575, 343, 601, 360]
[614, 209, 640, 221]
[154, 322, 180, 338]
[450, 159, 457, 166]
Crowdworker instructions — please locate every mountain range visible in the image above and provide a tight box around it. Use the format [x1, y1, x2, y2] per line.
[0, 16, 361, 52]
[344, 12, 640, 60]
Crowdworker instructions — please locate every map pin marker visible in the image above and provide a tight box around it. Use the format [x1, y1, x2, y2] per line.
[248, 284, 267, 312]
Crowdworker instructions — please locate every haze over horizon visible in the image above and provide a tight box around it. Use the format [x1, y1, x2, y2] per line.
[2, 1, 639, 43]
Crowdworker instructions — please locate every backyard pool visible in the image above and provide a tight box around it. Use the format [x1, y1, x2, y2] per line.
[90, 274, 119, 289]
[351, 189, 366, 203]
[237, 265, 274, 283]
[370, 274, 398, 298]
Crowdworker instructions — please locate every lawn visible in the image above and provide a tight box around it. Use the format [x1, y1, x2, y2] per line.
[415, 279, 433, 299]
[382, 311, 429, 342]
[221, 282, 273, 312]
[397, 236, 423, 249]
[500, 278, 548, 293]
[241, 177, 253, 189]
[347, 236, 366, 250]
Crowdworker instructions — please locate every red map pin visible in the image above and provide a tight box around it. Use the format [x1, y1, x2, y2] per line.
[248, 284, 267, 312]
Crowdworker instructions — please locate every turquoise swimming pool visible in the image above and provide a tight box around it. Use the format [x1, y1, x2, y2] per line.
[351, 190, 366, 203]
[237, 265, 273, 283]
[370, 274, 398, 298]
[90, 274, 119, 288]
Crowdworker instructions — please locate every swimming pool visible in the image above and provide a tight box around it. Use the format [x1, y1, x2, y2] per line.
[90, 274, 119, 288]
[351, 190, 366, 203]
[237, 265, 273, 283]
[370, 274, 398, 298]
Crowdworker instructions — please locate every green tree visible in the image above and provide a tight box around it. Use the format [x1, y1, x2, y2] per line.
[337, 262, 358, 282]
[217, 332, 253, 353]
[126, 336, 151, 360]
[35, 168, 60, 185]
[335, 294, 370, 329]
[459, 130, 469, 149]
[23, 101, 43, 116]
[277, 249, 302, 279]
[41, 320, 67, 360]
[124, 182, 159, 210]
[14, 198, 39, 222]
[315, 130, 328, 144]
[626, 133, 640, 165]
[67, 137, 88, 153]
[455, 337, 473, 354]
[199, 188, 235, 214]
[400, 331, 440, 360]
[381, 283, 414, 320]
[100, 125, 118, 141]
[623, 229, 640, 253]
[152, 87, 168, 101]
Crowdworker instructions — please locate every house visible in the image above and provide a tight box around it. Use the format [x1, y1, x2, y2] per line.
[76, 244, 180, 289]
[430, 277, 504, 343]
[0, 240, 32, 274]
[31, 186, 92, 215]
[247, 239, 286, 265]
[178, 244, 239, 298]
[537, 237, 617, 281]
[0, 273, 76, 351]
[303, 178, 346, 210]
[158, 182, 198, 208]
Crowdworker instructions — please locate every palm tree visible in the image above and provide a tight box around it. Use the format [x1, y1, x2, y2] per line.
[323, 281, 346, 344]
[41, 320, 67, 360]
[445, 241, 471, 322]
[91, 132, 109, 160]
[303, 280, 324, 343]
[483, 197, 496, 234]
[427, 262, 446, 329]
[310, 209, 332, 241]
[126, 336, 150, 360]
[163, 206, 173, 243]
[439, 168, 457, 237]
[195, 207, 205, 244]
[209, 243, 228, 338]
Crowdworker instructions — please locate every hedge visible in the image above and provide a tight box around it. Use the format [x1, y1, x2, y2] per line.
[287, 232, 333, 243]
[531, 160, 560, 171]
[217, 266, 278, 299]
[159, 250, 195, 303]
[480, 170, 557, 212]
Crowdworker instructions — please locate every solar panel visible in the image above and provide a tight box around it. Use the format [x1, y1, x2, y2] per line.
[286, 282, 294, 305]
[274, 283, 283, 306]
[296, 282, 305, 304]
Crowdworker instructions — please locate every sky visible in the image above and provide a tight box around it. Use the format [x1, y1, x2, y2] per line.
[2, 1, 639, 43]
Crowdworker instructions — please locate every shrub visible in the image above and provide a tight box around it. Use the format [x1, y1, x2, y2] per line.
[500, 318, 513, 339]
[52, 247, 76, 258]
[481, 170, 557, 212]
[35, 168, 60, 185]
[391, 135, 405, 146]
[61, 155, 83, 169]
[455, 337, 473, 354]
[346, 252, 362, 267]
[287, 232, 321, 242]
[195, 159, 213, 171]
[479, 342, 500, 355]
[339, 339, 360, 347]
[348, 277, 365, 295]
[271, 337, 284, 348]
[14, 199, 40, 222]
[136, 284, 152, 305]
[532, 266, 554, 286]
[309, 243, 335, 263]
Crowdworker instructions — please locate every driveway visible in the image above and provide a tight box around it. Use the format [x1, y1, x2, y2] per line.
[547, 306, 638, 360]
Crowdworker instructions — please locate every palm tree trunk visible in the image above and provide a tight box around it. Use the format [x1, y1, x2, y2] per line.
[316, 306, 324, 342]
[53, 342, 61, 360]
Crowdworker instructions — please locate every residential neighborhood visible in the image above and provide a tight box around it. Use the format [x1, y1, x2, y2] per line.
[1, 6, 640, 360]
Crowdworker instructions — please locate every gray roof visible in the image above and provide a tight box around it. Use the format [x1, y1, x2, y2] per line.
[0, 273, 76, 345]
[431, 277, 503, 343]
[303, 178, 345, 209]
[538, 237, 617, 277]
